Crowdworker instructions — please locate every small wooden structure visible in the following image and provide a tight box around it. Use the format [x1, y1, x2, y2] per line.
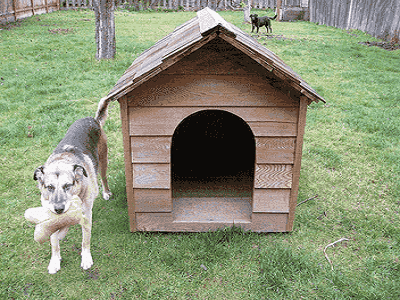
[104, 8, 325, 232]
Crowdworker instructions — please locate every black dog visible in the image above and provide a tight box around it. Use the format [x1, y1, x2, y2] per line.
[250, 14, 277, 34]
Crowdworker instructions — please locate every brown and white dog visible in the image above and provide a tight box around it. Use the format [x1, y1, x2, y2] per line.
[33, 98, 112, 274]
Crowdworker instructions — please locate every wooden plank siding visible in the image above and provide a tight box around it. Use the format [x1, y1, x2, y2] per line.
[126, 75, 298, 107]
[119, 96, 136, 232]
[133, 163, 170, 189]
[286, 95, 309, 231]
[128, 106, 298, 136]
[135, 212, 288, 232]
[127, 74, 298, 231]
[253, 189, 291, 213]
[134, 189, 172, 212]
[131, 136, 171, 163]
[131, 136, 295, 164]
[255, 137, 295, 163]
[254, 164, 293, 189]
[135, 212, 253, 232]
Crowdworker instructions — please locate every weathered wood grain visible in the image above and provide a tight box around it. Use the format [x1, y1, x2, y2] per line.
[135, 212, 289, 232]
[119, 96, 136, 232]
[131, 136, 171, 163]
[128, 107, 298, 136]
[134, 189, 172, 212]
[133, 163, 170, 189]
[126, 75, 298, 107]
[251, 213, 288, 232]
[173, 197, 252, 223]
[248, 122, 297, 137]
[286, 96, 308, 231]
[255, 137, 296, 163]
[253, 189, 290, 213]
[136, 212, 253, 232]
[254, 164, 293, 188]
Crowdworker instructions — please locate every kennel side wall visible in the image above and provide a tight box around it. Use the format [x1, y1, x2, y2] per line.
[118, 46, 308, 232]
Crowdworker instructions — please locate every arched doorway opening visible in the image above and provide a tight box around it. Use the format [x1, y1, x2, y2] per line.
[171, 110, 255, 222]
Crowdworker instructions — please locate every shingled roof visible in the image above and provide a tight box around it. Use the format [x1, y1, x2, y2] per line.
[105, 7, 326, 103]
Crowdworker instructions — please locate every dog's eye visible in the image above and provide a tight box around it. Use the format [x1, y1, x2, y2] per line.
[46, 185, 55, 192]
[63, 183, 73, 191]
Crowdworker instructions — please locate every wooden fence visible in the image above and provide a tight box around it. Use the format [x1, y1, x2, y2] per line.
[58, 0, 279, 11]
[0, 0, 59, 23]
[56, 0, 310, 13]
[310, 0, 400, 42]
[1, 0, 307, 23]
[3, 0, 398, 43]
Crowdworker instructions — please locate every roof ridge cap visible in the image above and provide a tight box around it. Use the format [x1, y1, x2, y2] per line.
[197, 7, 233, 36]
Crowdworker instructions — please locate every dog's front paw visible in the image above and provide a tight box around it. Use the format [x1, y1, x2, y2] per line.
[102, 190, 112, 201]
[81, 250, 93, 270]
[48, 256, 61, 274]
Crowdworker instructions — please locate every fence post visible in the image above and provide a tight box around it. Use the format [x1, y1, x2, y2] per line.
[11, 0, 18, 21]
[346, 0, 354, 30]
[30, 0, 35, 15]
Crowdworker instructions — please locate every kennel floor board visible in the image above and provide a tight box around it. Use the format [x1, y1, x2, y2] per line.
[173, 197, 252, 223]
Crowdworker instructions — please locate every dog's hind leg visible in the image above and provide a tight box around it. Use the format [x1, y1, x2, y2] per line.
[48, 232, 62, 274]
[98, 129, 112, 200]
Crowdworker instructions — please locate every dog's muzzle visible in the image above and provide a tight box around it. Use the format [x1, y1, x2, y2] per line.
[54, 204, 65, 214]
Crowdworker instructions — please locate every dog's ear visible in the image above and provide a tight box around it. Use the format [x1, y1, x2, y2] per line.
[73, 164, 88, 181]
[34, 166, 45, 182]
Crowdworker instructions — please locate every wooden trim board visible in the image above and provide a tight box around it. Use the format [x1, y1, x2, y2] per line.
[286, 96, 308, 231]
[128, 107, 298, 136]
[126, 75, 297, 107]
[173, 197, 252, 223]
[119, 96, 136, 231]
[135, 212, 289, 232]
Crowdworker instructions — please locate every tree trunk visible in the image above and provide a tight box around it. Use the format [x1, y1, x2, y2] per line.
[94, 0, 116, 60]
[243, 0, 251, 23]
[276, 0, 282, 22]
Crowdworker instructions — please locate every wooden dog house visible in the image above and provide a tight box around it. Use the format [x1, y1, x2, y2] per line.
[104, 8, 326, 232]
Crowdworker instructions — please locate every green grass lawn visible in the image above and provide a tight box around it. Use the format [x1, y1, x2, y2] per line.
[1, 8, 400, 299]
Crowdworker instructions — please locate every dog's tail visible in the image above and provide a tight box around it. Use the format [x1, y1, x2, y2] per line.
[272, 14, 277, 20]
[95, 97, 112, 127]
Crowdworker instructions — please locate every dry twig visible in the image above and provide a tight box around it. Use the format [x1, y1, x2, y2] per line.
[324, 238, 349, 270]
[296, 194, 318, 206]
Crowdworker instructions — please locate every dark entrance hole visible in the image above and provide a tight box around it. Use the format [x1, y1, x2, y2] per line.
[172, 110, 255, 197]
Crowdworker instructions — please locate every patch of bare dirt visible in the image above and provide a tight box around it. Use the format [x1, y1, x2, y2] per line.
[263, 34, 296, 41]
[251, 33, 297, 41]
[0, 19, 24, 30]
[48, 28, 74, 34]
[252, 33, 317, 43]
[359, 41, 400, 51]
